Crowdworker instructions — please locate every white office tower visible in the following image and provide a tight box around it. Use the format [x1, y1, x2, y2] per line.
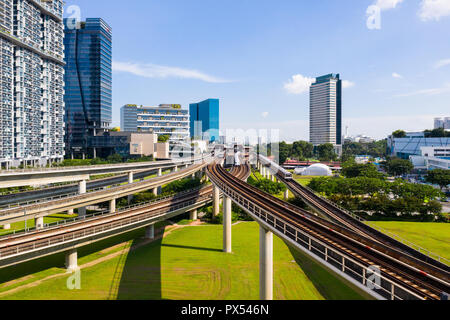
[0, 0, 65, 169]
[309, 74, 342, 154]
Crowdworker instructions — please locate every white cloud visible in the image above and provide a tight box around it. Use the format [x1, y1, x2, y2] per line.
[374, 0, 405, 10]
[392, 72, 403, 79]
[112, 61, 231, 83]
[283, 74, 315, 94]
[419, 0, 450, 21]
[262, 112, 269, 119]
[395, 83, 450, 97]
[342, 80, 355, 89]
[434, 58, 450, 69]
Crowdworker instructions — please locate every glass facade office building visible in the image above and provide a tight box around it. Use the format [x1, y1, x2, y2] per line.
[121, 104, 190, 141]
[189, 99, 220, 142]
[0, 0, 65, 168]
[64, 18, 112, 158]
[310, 74, 342, 149]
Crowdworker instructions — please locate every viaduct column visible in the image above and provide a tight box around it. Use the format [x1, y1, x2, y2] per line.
[78, 180, 87, 217]
[35, 216, 44, 230]
[284, 189, 289, 201]
[157, 168, 163, 195]
[223, 197, 232, 253]
[145, 225, 155, 240]
[260, 225, 273, 300]
[128, 172, 134, 204]
[213, 185, 220, 217]
[109, 199, 116, 214]
[190, 209, 198, 221]
[65, 248, 78, 271]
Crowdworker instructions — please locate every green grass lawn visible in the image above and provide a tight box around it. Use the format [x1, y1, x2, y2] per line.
[0, 222, 366, 300]
[368, 221, 450, 261]
[294, 175, 314, 187]
[0, 214, 77, 236]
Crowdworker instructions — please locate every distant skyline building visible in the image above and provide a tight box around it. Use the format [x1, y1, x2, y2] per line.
[63, 18, 112, 159]
[309, 74, 342, 153]
[0, 0, 65, 169]
[121, 104, 190, 142]
[189, 99, 220, 143]
[434, 117, 450, 130]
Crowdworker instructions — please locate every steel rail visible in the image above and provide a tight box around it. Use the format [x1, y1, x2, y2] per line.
[0, 163, 250, 267]
[208, 163, 450, 300]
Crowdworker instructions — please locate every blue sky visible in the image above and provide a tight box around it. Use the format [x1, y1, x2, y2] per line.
[64, 0, 450, 141]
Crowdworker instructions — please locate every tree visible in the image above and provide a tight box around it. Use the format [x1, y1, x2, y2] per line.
[392, 130, 406, 138]
[342, 161, 383, 179]
[385, 158, 413, 176]
[426, 169, 450, 191]
[279, 142, 292, 164]
[107, 153, 123, 163]
[158, 135, 170, 143]
[110, 127, 120, 132]
[317, 144, 337, 161]
[424, 128, 450, 138]
[292, 141, 314, 160]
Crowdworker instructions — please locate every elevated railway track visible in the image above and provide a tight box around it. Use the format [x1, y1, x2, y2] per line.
[208, 163, 450, 300]
[0, 162, 250, 270]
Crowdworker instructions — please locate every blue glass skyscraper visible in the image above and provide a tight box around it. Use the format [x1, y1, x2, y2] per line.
[189, 99, 220, 142]
[63, 18, 112, 158]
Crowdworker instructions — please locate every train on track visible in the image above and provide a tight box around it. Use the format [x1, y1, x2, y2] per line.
[258, 155, 293, 180]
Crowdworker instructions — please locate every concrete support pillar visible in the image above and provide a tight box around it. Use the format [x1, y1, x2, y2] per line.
[190, 209, 198, 221]
[128, 172, 134, 184]
[78, 180, 87, 217]
[68, 209, 75, 215]
[145, 225, 155, 240]
[127, 172, 134, 203]
[35, 216, 44, 230]
[65, 248, 78, 271]
[260, 166, 264, 176]
[152, 188, 158, 196]
[157, 168, 162, 177]
[2, 224, 11, 230]
[109, 199, 116, 214]
[213, 185, 220, 217]
[284, 189, 289, 201]
[174, 166, 178, 172]
[260, 226, 273, 301]
[157, 168, 163, 194]
[223, 197, 232, 253]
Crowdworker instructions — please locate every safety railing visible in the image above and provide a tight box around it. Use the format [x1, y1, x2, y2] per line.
[0, 191, 213, 259]
[0, 186, 209, 239]
[0, 156, 208, 174]
[259, 155, 450, 267]
[0, 163, 207, 218]
[210, 174, 425, 300]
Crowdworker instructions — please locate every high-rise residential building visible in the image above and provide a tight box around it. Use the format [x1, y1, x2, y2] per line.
[309, 74, 342, 152]
[0, 0, 65, 169]
[64, 18, 112, 159]
[434, 117, 450, 130]
[121, 104, 190, 141]
[189, 99, 220, 142]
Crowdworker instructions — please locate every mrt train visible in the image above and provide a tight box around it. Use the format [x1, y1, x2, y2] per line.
[259, 155, 293, 180]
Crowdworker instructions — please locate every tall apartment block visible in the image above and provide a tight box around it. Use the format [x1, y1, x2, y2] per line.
[64, 18, 112, 159]
[309, 74, 342, 153]
[121, 104, 190, 142]
[189, 99, 220, 143]
[0, 0, 65, 169]
[434, 117, 450, 130]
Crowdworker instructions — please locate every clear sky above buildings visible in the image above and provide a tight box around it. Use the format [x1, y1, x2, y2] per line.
[63, 0, 450, 141]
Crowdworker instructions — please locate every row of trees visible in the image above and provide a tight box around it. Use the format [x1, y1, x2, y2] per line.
[308, 176, 445, 221]
[279, 139, 388, 165]
[279, 141, 338, 163]
[393, 128, 450, 138]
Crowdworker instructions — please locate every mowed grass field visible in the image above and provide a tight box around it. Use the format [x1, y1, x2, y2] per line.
[0, 222, 367, 300]
[368, 221, 450, 260]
